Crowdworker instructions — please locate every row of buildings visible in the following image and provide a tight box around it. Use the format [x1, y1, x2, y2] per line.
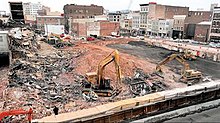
[4, 2, 220, 43]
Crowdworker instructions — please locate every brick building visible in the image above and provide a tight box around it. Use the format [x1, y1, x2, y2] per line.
[184, 11, 212, 39]
[210, 7, 220, 43]
[72, 20, 119, 37]
[194, 21, 211, 42]
[139, 2, 189, 36]
[100, 21, 120, 36]
[36, 15, 65, 31]
[63, 4, 104, 33]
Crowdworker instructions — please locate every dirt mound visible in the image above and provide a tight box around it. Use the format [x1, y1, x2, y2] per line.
[74, 43, 156, 84]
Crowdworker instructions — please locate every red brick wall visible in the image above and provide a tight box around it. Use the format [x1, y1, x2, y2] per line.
[185, 11, 212, 24]
[100, 21, 120, 36]
[194, 24, 210, 42]
[64, 4, 103, 19]
[164, 6, 189, 19]
[73, 23, 87, 37]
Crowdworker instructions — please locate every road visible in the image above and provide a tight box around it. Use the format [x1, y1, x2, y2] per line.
[164, 106, 220, 122]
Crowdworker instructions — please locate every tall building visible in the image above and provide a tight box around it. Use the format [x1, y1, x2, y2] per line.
[64, 4, 103, 19]
[132, 11, 140, 30]
[209, 7, 220, 42]
[63, 4, 104, 33]
[9, 2, 25, 23]
[23, 2, 42, 15]
[139, 2, 189, 35]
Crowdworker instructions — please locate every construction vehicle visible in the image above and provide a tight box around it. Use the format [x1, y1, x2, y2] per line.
[156, 54, 202, 84]
[47, 33, 64, 45]
[183, 50, 196, 60]
[83, 50, 122, 97]
[0, 108, 33, 123]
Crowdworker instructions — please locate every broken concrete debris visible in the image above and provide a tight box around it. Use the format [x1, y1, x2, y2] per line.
[124, 69, 167, 96]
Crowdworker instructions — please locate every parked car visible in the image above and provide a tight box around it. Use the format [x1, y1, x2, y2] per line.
[86, 37, 95, 41]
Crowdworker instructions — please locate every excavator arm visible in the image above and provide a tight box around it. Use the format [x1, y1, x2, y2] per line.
[97, 50, 122, 87]
[156, 54, 190, 74]
[85, 50, 122, 97]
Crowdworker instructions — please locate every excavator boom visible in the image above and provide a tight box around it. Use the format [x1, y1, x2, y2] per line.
[156, 53, 202, 83]
[85, 50, 122, 97]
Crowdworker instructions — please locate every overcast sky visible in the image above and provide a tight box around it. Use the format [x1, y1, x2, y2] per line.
[1, 0, 219, 13]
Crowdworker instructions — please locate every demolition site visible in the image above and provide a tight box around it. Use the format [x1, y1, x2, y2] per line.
[0, 1, 220, 123]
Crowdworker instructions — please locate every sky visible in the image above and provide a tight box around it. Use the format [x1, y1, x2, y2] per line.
[1, 0, 220, 13]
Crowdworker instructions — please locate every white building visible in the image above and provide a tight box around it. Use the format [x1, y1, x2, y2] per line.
[149, 19, 174, 37]
[23, 2, 42, 15]
[139, 4, 149, 29]
[132, 11, 140, 30]
[107, 12, 121, 22]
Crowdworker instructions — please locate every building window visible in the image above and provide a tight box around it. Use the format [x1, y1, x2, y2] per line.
[82, 16, 84, 18]
[114, 19, 116, 21]
[0, 36, 3, 42]
[117, 19, 119, 21]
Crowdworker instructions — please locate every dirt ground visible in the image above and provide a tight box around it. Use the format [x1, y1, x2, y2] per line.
[108, 41, 220, 80]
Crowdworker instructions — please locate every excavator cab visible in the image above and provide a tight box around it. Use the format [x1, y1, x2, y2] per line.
[83, 50, 122, 97]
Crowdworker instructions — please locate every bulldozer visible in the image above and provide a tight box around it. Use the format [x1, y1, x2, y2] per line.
[83, 50, 122, 97]
[156, 54, 202, 84]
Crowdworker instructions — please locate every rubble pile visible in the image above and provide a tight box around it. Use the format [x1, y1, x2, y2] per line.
[124, 68, 167, 96]
[3, 28, 87, 119]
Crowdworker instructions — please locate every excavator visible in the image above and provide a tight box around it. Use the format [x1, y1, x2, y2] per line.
[83, 50, 122, 97]
[156, 54, 202, 84]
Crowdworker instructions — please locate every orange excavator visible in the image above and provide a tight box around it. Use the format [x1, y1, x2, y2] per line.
[83, 50, 122, 97]
[0, 108, 33, 123]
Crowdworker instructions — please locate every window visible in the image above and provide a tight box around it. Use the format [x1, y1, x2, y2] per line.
[0, 36, 3, 42]
[114, 19, 116, 21]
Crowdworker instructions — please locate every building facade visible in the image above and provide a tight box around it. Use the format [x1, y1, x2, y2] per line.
[107, 12, 121, 22]
[210, 7, 220, 42]
[132, 11, 140, 30]
[64, 4, 103, 19]
[194, 21, 211, 42]
[36, 15, 65, 31]
[23, 2, 42, 15]
[173, 15, 186, 39]
[63, 4, 104, 33]
[184, 11, 212, 39]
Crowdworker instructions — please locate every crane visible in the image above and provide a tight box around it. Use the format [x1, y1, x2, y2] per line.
[84, 50, 122, 97]
[156, 54, 202, 83]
